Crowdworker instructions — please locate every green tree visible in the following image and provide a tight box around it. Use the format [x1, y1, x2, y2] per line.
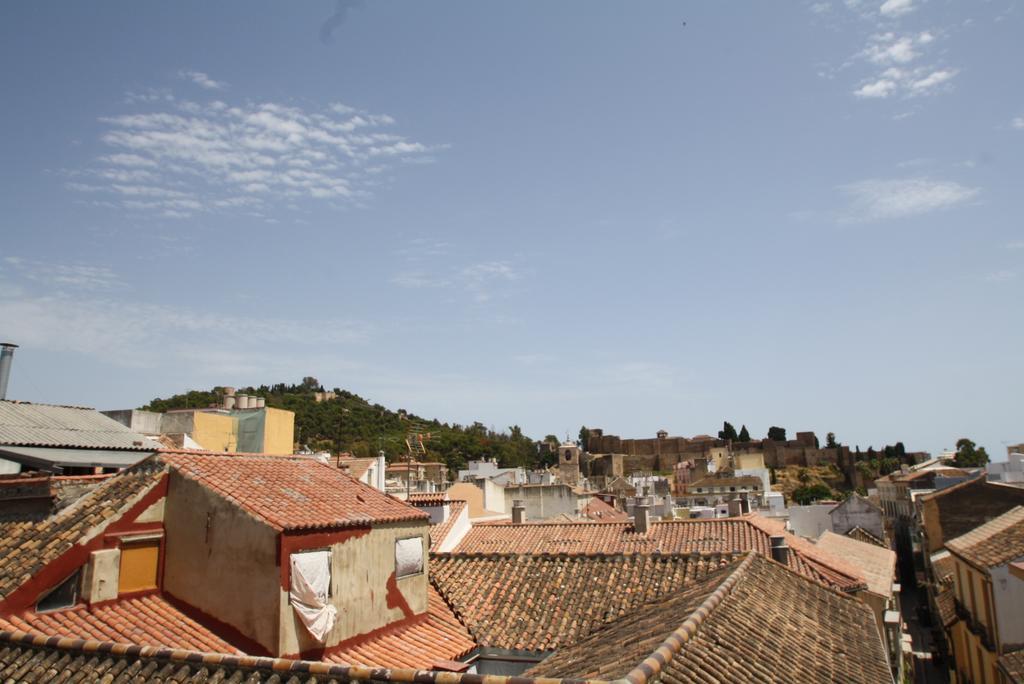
[952, 438, 990, 468]
[578, 425, 591, 449]
[826, 432, 838, 449]
[738, 425, 751, 442]
[791, 484, 832, 506]
[718, 421, 739, 441]
[767, 426, 787, 442]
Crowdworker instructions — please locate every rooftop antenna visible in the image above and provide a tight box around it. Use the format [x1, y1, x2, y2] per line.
[404, 422, 431, 498]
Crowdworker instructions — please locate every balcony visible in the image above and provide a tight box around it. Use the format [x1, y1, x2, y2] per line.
[953, 598, 996, 652]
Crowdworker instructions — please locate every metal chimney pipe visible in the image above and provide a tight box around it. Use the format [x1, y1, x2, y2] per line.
[0, 343, 17, 400]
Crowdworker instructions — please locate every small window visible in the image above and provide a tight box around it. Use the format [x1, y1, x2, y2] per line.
[395, 537, 424, 578]
[37, 569, 81, 612]
[119, 540, 160, 594]
[730, 487, 736, 492]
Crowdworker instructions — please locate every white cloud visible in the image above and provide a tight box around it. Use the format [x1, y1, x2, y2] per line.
[1006, 241, 1024, 249]
[864, 34, 918, 64]
[1011, 117, 1024, 130]
[985, 270, 1016, 282]
[854, 78, 899, 98]
[391, 260, 521, 303]
[909, 69, 956, 94]
[68, 83, 442, 218]
[839, 178, 979, 221]
[178, 70, 226, 90]
[0, 276, 370, 370]
[879, 0, 914, 18]
[2, 257, 121, 290]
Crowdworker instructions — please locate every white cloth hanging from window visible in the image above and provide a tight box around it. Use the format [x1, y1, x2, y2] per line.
[289, 551, 336, 642]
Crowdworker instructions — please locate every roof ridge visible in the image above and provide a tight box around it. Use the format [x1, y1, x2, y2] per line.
[618, 552, 757, 684]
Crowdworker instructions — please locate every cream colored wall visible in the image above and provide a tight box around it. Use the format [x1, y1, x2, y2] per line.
[163, 471, 281, 653]
[191, 412, 238, 452]
[951, 556, 1001, 684]
[261, 407, 295, 454]
[734, 452, 765, 470]
[279, 521, 430, 656]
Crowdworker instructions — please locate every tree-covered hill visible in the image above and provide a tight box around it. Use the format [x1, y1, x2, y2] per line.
[141, 377, 546, 473]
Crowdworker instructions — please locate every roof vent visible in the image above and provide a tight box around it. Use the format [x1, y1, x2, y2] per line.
[634, 499, 651, 534]
[769, 535, 789, 565]
[512, 499, 526, 524]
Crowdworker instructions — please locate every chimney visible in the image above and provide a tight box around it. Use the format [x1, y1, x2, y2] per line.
[634, 499, 651, 534]
[223, 394, 237, 410]
[727, 498, 743, 518]
[255, 396, 266, 409]
[769, 535, 789, 565]
[0, 343, 17, 400]
[512, 499, 526, 524]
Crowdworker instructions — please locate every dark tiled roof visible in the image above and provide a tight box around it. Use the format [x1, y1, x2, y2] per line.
[935, 585, 957, 628]
[323, 587, 476, 668]
[163, 451, 428, 531]
[528, 554, 892, 684]
[999, 650, 1024, 683]
[431, 552, 738, 651]
[0, 458, 167, 600]
[452, 515, 865, 592]
[429, 499, 467, 552]
[0, 594, 240, 653]
[946, 506, 1024, 569]
[922, 477, 1024, 548]
[846, 526, 887, 547]
[0, 631, 357, 683]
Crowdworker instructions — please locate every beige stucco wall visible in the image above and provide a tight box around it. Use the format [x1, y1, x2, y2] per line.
[191, 412, 239, 452]
[163, 471, 281, 653]
[734, 451, 765, 470]
[262, 407, 295, 454]
[279, 521, 430, 656]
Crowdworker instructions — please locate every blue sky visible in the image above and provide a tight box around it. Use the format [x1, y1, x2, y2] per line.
[1, 0, 1021, 458]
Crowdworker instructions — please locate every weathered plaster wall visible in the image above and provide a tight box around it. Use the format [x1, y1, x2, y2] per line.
[163, 471, 280, 654]
[502, 484, 586, 521]
[279, 521, 430, 656]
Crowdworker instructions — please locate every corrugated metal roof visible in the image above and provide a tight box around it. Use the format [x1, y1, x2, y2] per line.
[0, 401, 161, 450]
[0, 446, 155, 470]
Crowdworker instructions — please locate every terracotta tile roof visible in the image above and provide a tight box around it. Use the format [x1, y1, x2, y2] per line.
[816, 531, 896, 598]
[430, 499, 467, 552]
[407, 492, 448, 506]
[0, 594, 240, 653]
[935, 585, 957, 628]
[0, 400, 160, 450]
[336, 456, 376, 480]
[431, 552, 738, 651]
[527, 553, 891, 683]
[846, 525, 887, 547]
[0, 458, 167, 600]
[323, 587, 476, 669]
[946, 506, 1024, 569]
[163, 451, 427, 531]
[0, 630, 360, 683]
[582, 496, 629, 522]
[931, 551, 955, 582]
[999, 649, 1024, 683]
[452, 515, 865, 592]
